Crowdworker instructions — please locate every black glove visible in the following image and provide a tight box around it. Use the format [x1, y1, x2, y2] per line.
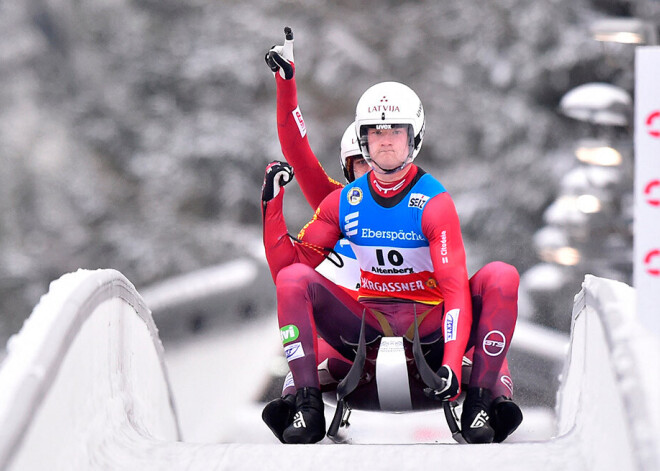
[265, 26, 294, 80]
[423, 365, 460, 401]
[262, 161, 294, 202]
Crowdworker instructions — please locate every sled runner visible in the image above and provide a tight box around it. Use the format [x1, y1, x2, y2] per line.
[324, 309, 467, 443]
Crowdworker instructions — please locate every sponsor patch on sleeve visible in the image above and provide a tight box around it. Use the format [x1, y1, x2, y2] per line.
[283, 372, 295, 390]
[280, 324, 300, 344]
[292, 106, 307, 138]
[444, 308, 460, 342]
[284, 341, 305, 362]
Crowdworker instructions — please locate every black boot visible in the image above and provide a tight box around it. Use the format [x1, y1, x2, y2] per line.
[460, 387, 495, 444]
[490, 396, 523, 443]
[282, 387, 326, 444]
[262, 394, 296, 443]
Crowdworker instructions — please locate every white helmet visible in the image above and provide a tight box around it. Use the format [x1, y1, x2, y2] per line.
[354, 81, 425, 173]
[339, 121, 362, 182]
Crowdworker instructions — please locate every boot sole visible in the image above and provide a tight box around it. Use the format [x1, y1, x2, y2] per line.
[461, 425, 495, 444]
[262, 401, 293, 443]
[282, 429, 326, 444]
[492, 401, 523, 443]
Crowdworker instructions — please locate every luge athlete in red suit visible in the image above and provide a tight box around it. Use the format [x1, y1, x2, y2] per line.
[261, 28, 522, 444]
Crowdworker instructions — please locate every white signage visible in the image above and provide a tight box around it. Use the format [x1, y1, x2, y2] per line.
[634, 47, 660, 337]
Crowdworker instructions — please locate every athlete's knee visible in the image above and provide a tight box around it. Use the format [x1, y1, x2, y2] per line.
[276, 264, 316, 304]
[489, 261, 518, 281]
[276, 263, 318, 287]
[494, 262, 520, 295]
[477, 261, 519, 295]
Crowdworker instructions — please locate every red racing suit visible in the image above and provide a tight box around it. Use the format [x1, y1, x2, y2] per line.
[264, 165, 474, 395]
[266, 72, 518, 400]
[271, 70, 361, 298]
[275, 66, 343, 209]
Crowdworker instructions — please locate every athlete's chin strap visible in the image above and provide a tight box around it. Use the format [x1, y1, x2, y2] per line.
[366, 156, 413, 175]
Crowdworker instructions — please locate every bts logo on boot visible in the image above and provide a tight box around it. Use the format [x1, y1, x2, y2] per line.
[292, 411, 306, 429]
[470, 410, 490, 429]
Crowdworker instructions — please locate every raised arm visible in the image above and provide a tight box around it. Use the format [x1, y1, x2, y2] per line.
[266, 27, 343, 209]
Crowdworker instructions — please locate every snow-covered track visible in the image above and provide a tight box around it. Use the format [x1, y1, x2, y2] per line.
[0, 270, 657, 470]
[0, 269, 180, 470]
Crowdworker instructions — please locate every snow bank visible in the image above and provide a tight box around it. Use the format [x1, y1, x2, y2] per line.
[0, 271, 657, 470]
[0, 269, 180, 471]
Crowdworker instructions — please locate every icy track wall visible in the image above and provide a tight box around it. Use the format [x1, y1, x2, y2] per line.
[0, 269, 181, 471]
[0, 270, 658, 470]
[556, 275, 660, 471]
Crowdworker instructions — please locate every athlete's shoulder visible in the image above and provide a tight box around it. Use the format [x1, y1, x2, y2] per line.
[414, 167, 447, 198]
[340, 171, 370, 201]
[415, 167, 447, 194]
[319, 187, 344, 208]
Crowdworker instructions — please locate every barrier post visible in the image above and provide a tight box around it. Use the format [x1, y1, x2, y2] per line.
[634, 46, 660, 337]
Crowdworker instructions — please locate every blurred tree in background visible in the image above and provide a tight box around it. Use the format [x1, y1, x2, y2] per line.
[1, 0, 655, 342]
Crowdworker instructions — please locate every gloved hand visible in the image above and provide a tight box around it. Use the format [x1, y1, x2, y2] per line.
[423, 365, 460, 401]
[265, 26, 294, 80]
[262, 161, 294, 202]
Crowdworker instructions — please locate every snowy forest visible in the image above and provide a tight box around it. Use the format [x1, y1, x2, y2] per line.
[1, 0, 656, 345]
